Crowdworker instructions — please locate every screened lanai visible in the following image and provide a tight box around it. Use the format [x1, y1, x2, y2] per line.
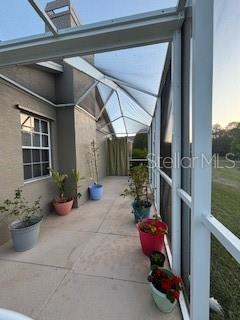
[0, 1, 240, 320]
[64, 43, 168, 136]
[0, 0, 179, 137]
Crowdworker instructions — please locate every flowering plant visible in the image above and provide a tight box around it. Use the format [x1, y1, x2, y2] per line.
[138, 216, 168, 236]
[148, 267, 182, 303]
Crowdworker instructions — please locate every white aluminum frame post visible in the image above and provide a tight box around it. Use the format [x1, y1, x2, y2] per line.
[190, 1, 214, 320]
[155, 99, 161, 214]
[171, 29, 182, 275]
[151, 114, 156, 195]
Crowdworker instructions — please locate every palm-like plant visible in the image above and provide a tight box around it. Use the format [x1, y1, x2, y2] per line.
[50, 169, 68, 202]
[71, 169, 85, 202]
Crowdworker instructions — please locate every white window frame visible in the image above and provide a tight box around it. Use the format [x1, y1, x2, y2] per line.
[21, 112, 52, 183]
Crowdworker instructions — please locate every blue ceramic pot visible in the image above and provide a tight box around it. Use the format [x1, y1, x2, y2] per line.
[89, 183, 103, 200]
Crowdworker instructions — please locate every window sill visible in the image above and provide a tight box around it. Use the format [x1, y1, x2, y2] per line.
[24, 175, 52, 185]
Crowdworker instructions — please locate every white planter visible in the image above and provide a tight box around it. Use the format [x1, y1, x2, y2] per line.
[149, 269, 177, 313]
[149, 282, 176, 313]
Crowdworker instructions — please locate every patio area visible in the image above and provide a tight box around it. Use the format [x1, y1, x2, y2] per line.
[0, 176, 180, 320]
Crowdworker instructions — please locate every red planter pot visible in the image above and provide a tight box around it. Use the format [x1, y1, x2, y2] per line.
[137, 219, 168, 256]
[53, 199, 73, 216]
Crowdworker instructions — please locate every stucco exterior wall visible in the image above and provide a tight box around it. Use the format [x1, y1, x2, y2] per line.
[55, 64, 74, 104]
[97, 131, 108, 180]
[74, 108, 97, 203]
[56, 106, 76, 196]
[1, 65, 56, 102]
[73, 107, 109, 202]
[72, 55, 97, 117]
[0, 80, 58, 245]
[73, 69, 97, 116]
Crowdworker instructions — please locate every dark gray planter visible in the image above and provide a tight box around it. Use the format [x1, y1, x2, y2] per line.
[9, 217, 42, 252]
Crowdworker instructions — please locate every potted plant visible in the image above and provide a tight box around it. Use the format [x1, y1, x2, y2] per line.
[137, 215, 168, 256]
[88, 140, 103, 200]
[122, 164, 152, 222]
[149, 251, 166, 268]
[50, 169, 73, 216]
[148, 266, 182, 313]
[71, 169, 85, 208]
[0, 189, 43, 252]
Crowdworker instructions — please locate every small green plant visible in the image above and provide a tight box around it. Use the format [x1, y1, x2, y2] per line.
[71, 169, 85, 201]
[122, 164, 152, 208]
[149, 251, 166, 268]
[50, 169, 68, 202]
[0, 189, 42, 227]
[89, 140, 99, 184]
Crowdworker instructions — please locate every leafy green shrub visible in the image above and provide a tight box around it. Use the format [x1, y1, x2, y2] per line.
[122, 164, 153, 207]
[0, 189, 42, 227]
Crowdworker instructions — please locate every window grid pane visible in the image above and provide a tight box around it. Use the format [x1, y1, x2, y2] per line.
[22, 132, 31, 146]
[24, 164, 32, 180]
[34, 118, 40, 132]
[32, 133, 41, 147]
[41, 120, 48, 134]
[32, 149, 41, 163]
[22, 149, 32, 164]
[21, 112, 51, 181]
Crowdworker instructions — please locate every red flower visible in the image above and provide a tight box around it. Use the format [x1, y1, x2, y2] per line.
[173, 290, 180, 300]
[173, 276, 181, 285]
[161, 279, 172, 291]
[155, 270, 162, 277]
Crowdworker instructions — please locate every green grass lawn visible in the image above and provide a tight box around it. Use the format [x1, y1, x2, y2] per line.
[211, 161, 240, 320]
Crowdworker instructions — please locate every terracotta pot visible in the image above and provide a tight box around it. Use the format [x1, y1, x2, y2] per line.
[53, 199, 73, 216]
[137, 218, 168, 256]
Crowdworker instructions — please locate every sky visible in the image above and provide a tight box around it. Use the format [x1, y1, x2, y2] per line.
[213, 0, 240, 127]
[0, 0, 239, 128]
[0, 0, 177, 40]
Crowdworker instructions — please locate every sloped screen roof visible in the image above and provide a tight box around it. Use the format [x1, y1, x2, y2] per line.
[65, 43, 168, 136]
[1, 0, 174, 136]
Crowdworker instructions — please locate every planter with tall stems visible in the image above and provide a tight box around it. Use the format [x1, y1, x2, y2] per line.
[88, 140, 103, 200]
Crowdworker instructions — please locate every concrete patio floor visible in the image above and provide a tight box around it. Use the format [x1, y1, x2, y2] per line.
[0, 176, 181, 320]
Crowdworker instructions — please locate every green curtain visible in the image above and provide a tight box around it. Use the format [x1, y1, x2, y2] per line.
[107, 137, 128, 175]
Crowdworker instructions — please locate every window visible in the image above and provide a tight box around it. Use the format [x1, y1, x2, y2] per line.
[20, 113, 51, 181]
